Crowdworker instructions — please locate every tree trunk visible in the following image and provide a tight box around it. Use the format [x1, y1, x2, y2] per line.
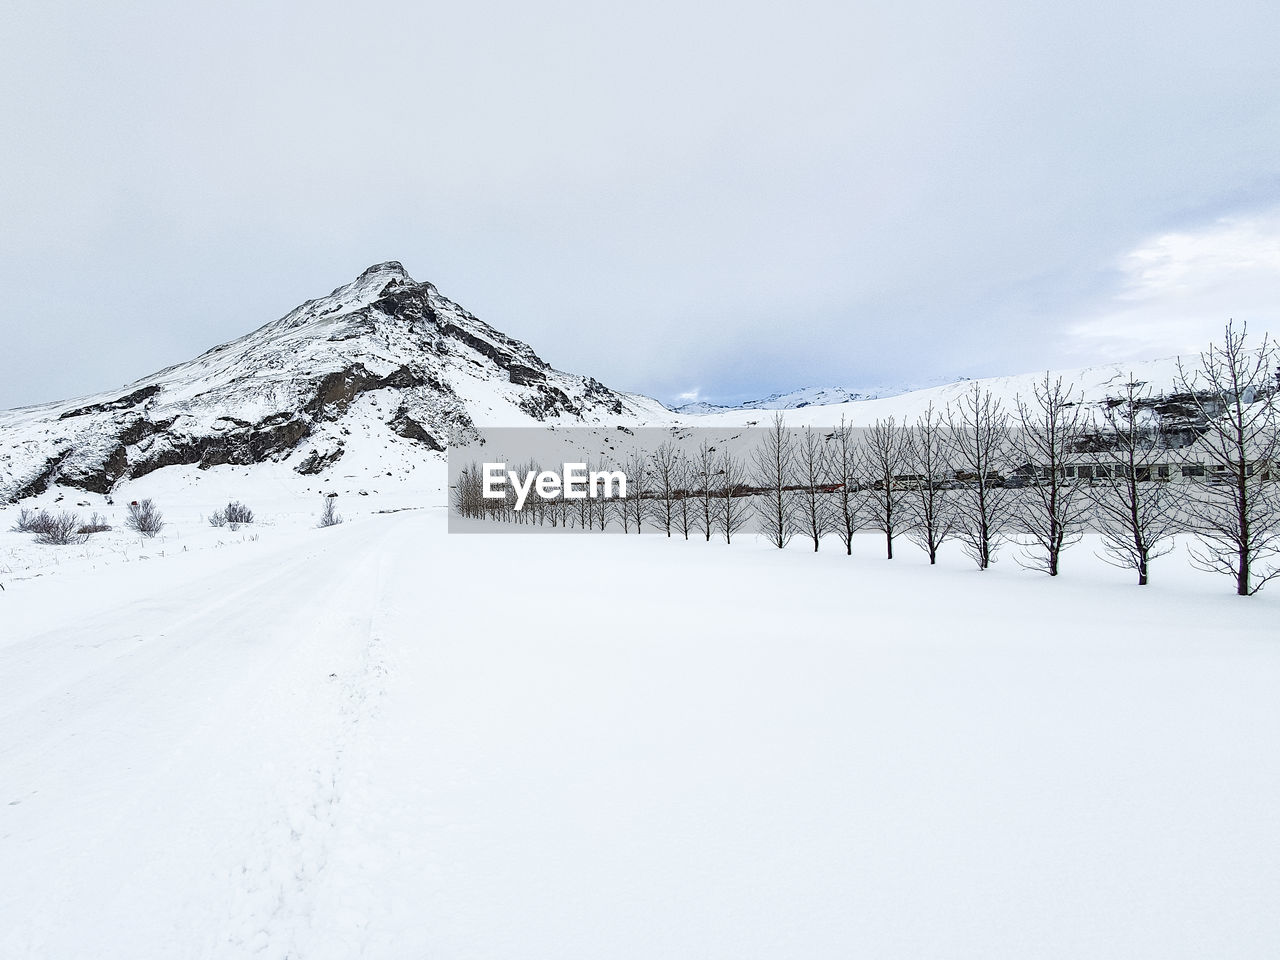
[1237, 469, 1250, 596]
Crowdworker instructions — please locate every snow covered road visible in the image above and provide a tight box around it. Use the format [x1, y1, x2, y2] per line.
[3, 510, 1279, 958]
[1, 516, 407, 956]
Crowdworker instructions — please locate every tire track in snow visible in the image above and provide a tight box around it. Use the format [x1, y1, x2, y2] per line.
[216, 530, 396, 959]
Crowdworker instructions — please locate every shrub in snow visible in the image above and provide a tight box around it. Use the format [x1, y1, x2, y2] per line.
[318, 496, 342, 528]
[34, 511, 89, 545]
[225, 501, 254, 528]
[77, 513, 112, 535]
[210, 501, 254, 530]
[11, 508, 46, 533]
[125, 499, 165, 538]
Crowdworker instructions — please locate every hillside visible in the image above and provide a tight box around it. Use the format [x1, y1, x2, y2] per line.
[673, 379, 962, 414]
[696, 356, 1212, 437]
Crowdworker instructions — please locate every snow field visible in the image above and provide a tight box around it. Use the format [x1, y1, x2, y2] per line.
[1, 477, 1278, 958]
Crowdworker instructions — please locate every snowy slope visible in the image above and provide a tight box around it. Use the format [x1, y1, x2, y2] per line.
[2, 487, 1278, 958]
[674, 377, 965, 414]
[0, 263, 672, 503]
[696, 356, 1205, 429]
[675, 386, 876, 413]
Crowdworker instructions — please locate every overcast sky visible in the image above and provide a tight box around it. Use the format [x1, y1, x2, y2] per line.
[3, 0, 1279, 410]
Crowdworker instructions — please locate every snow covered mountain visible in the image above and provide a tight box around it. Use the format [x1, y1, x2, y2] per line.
[675, 386, 875, 414]
[0, 262, 669, 502]
[674, 378, 964, 414]
[673, 363, 1225, 442]
[695, 356, 1217, 438]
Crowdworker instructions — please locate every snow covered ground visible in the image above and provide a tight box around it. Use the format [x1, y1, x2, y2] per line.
[2, 466, 1279, 959]
[692, 356, 1196, 430]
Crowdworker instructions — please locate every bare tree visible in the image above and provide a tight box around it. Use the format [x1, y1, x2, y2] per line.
[650, 441, 681, 537]
[547, 495, 568, 528]
[617, 491, 632, 533]
[1175, 321, 1280, 594]
[125, 499, 165, 538]
[318, 495, 343, 527]
[674, 453, 694, 540]
[717, 450, 752, 544]
[692, 439, 717, 542]
[792, 426, 832, 550]
[524, 459, 548, 526]
[623, 449, 650, 534]
[752, 412, 796, 548]
[905, 403, 955, 564]
[492, 463, 519, 524]
[592, 459, 613, 531]
[947, 384, 1016, 569]
[1013, 374, 1088, 576]
[574, 475, 592, 529]
[827, 417, 862, 555]
[861, 416, 910, 559]
[627, 450, 655, 535]
[1088, 379, 1182, 584]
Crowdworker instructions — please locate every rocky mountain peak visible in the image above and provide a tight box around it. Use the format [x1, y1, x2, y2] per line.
[358, 260, 410, 282]
[0, 264, 667, 502]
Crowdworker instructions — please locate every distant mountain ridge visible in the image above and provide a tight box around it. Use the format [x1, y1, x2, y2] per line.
[685, 357, 1223, 444]
[674, 378, 962, 414]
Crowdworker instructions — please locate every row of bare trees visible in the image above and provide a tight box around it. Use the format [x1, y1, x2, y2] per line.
[454, 442, 757, 542]
[454, 322, 1280, 594]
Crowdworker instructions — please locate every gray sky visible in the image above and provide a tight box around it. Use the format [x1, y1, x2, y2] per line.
[3, 0, 1279, 410]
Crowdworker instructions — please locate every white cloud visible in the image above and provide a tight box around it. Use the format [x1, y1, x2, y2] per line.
[1064, 209, 1280, 361]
